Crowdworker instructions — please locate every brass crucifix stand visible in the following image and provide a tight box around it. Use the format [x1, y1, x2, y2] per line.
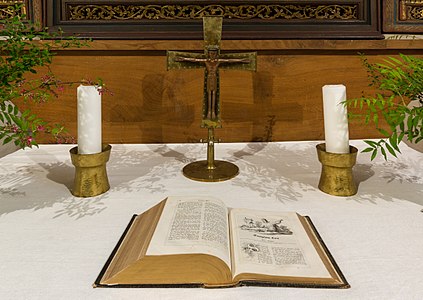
[167, 17, 257, 182]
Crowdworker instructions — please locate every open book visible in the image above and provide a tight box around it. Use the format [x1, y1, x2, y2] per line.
[94, 196, 349, 288]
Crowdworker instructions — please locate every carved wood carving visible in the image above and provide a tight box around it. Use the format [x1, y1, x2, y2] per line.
[44, 0, 381, 39]
[384, 0, 423, 33]
[399, 0, 423, 21]
[0, 0, 42, 24]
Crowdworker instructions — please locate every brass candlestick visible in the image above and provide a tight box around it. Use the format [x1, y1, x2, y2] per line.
[70, 144, 111, 197]
[316, 143, 358, 196]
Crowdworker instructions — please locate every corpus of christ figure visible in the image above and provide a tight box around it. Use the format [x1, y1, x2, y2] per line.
[174, 45, 252, 121]
[167, 16, 257, 128]
[166, 17, 257, 182]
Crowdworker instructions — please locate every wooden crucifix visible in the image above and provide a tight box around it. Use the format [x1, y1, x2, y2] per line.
[167, 17, 257, 182]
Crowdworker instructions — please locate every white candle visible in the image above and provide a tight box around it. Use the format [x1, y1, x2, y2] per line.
[77, 85, 102, 154]
[322, 85, 350, 154]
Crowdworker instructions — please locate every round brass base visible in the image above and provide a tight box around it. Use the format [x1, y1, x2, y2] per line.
[183, 160, 239, 182]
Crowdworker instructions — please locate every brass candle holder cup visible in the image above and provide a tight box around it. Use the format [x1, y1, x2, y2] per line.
[316, 143, 358, 197]
[69, 144, 112, 197]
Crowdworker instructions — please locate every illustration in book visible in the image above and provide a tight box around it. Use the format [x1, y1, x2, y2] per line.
[240, 217, 293, 235]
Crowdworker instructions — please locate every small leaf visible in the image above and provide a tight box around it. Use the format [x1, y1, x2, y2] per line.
[4, 113, 12, 124]
[22, 110, 30, 117]
[407, 116, 413, 131]
[399, 121, 405, 132]
[380, 146, 387, 160]
[3, 136, 12, 145]
[378, 128, 390, 137]
[385, 143, 398, 158]
[389, 132, 398, 151]
[10, 114, 22, 128]
[365, 140, 378, 147]
[398, 132, 405, 143]
[371, 149, 378, 161]
[412, 115, 419, 127]
[389, 56, 403, 66]
[373, 114, 379, 126]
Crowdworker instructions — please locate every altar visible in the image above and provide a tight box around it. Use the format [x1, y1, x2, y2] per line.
[0, 140, 422, 299]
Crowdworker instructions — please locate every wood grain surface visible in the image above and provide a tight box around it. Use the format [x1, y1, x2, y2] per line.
[18, 40, 423, 144]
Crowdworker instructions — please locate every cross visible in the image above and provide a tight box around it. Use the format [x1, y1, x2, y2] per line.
[166, 16, 257, 182]
[167, 16, 257, 129]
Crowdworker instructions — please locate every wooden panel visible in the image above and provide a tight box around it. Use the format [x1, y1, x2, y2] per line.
[383, 0, 423, 33]
[0, 0, 43, 24]
[45, 0, 381, 39]
[17, 40, 423, 144]
[52, 39, 423, 51]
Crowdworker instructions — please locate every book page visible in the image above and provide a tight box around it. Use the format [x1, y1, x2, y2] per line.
[146, 196, 231, 268]
[230, 208, 332, 279]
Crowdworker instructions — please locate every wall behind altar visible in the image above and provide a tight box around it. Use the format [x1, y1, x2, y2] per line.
[5, 0, 423, 144]
[17, 40, 423, 144]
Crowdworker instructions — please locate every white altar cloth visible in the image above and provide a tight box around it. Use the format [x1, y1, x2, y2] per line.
[0, 140, 422, 300]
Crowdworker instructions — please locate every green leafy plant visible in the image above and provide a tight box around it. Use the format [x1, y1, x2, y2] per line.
[0, 5, 109, 148]
[346, 53, 423, 160]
